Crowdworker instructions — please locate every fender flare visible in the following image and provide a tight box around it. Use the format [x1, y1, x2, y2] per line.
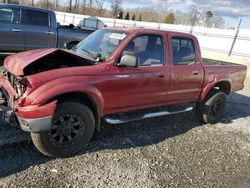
[198, 79, 231, 102]
[28, 82, 105, 116]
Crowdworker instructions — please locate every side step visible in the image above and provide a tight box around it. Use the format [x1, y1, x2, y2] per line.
[104, 105, 194, 125]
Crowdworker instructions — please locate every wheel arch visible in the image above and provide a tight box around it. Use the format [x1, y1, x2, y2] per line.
[199, 80, 231, 102]
[48, 92, 101, 131]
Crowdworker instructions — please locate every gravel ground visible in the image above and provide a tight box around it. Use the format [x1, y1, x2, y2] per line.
[0, 71, 250, 187]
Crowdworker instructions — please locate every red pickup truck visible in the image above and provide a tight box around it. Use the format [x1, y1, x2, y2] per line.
[0, 27, 247, 157]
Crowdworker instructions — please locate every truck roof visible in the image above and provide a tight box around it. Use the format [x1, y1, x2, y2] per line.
[0, 4, 53, 13]
[106, 27, 196, 38]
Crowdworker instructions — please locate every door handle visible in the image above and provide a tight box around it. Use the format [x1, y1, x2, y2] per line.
[158, 73, 165, 78]
[45, 31, 55, 35]
[192, 71, 199, 75]
[12, 28, 22, 32]
[158, 73, 171, 78]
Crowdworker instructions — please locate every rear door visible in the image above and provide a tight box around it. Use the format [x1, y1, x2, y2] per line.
[167, 35, 204, 103]
[0, 7, 24, 51]
[22, 9, 57, 50]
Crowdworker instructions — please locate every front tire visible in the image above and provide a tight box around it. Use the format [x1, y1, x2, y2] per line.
[196, 91, 227, 124]
[31, 102, 95, 157]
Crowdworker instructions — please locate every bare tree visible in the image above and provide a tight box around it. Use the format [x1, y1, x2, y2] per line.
[211, 15, 225, 28]
[88, 0, 93, 9]
[3, 0, 19, 4]
[73, 0, 80, 12]
[187, 5, 203, 27]
[95, 0, 105, 16]
[111, 0, 122, 18]
[82, 0, 86, 14]
[69, 0, 73, 12]
[54, 0, 59, 10]
[174, 5, 225, 28]
[154, 0, 176, 21]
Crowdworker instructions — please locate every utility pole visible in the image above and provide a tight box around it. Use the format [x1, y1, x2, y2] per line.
[229, 19, 242, 56]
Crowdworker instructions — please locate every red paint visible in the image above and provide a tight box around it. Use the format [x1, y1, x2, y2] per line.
[15, 100, 57, 119]
[0, 27, 247, 121]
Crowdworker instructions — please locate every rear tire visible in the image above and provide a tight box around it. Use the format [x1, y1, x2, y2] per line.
[31, 102, 95, 157]
[196, 91, 227, 124]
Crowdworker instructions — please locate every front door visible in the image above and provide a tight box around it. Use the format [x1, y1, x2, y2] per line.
[103, 33, 171, 111]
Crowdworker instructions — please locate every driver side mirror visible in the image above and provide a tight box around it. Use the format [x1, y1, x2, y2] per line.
[118, 54, 138, 67]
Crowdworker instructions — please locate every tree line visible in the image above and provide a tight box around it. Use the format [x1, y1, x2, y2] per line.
[1, 0, 225, 28]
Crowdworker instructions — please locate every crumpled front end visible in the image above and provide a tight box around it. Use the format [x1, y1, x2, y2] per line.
[0, 73, 57, 133]
[0, 47, 96, 132]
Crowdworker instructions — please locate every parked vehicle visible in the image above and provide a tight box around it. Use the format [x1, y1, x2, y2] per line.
[78, 16, 106, 30]
[0, 27, 247, 157]
[0, 4, 94, 52]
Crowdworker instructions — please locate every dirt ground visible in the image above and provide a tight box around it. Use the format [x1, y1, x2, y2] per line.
[0, 60, 250, 187]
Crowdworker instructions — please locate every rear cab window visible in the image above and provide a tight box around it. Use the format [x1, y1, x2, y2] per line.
[172, 37, 196, 65]
[0, 7, 21, 24]
[21, 9, 50, 27]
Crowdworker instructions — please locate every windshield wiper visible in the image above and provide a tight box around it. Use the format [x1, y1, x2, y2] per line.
[81, 48, 93, 56]
[80, 48, 106, 62]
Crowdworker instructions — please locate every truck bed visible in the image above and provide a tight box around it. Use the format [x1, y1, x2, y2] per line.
[202, 58, 239, 66]
[202, 58, 247, 93]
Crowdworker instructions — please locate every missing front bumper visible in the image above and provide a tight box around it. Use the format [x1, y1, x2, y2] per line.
[15, 101, 57, 132]
[18, 115, 53, 133]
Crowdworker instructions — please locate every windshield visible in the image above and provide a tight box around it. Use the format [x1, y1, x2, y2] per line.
[75, 29, 128, 61]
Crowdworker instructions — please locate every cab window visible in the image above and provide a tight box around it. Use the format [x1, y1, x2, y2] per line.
[172, 37, 196, 65]
[22, 9, 49, 27]
[0, 8, 21, 24]
[122, 34, 165, 66]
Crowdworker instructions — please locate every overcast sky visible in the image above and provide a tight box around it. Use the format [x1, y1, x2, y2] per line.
[116, 0, 250, 29]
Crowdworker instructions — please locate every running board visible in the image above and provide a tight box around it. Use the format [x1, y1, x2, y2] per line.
[104, 106, 194, 125]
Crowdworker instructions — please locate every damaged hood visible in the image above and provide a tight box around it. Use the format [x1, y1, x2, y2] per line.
[4, 48, 95, 76]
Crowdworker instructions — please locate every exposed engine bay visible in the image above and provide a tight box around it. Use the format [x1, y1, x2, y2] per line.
[23, 50, 95, 75]
[0, 70, 22, 106]
[0, 49, 95, 106]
